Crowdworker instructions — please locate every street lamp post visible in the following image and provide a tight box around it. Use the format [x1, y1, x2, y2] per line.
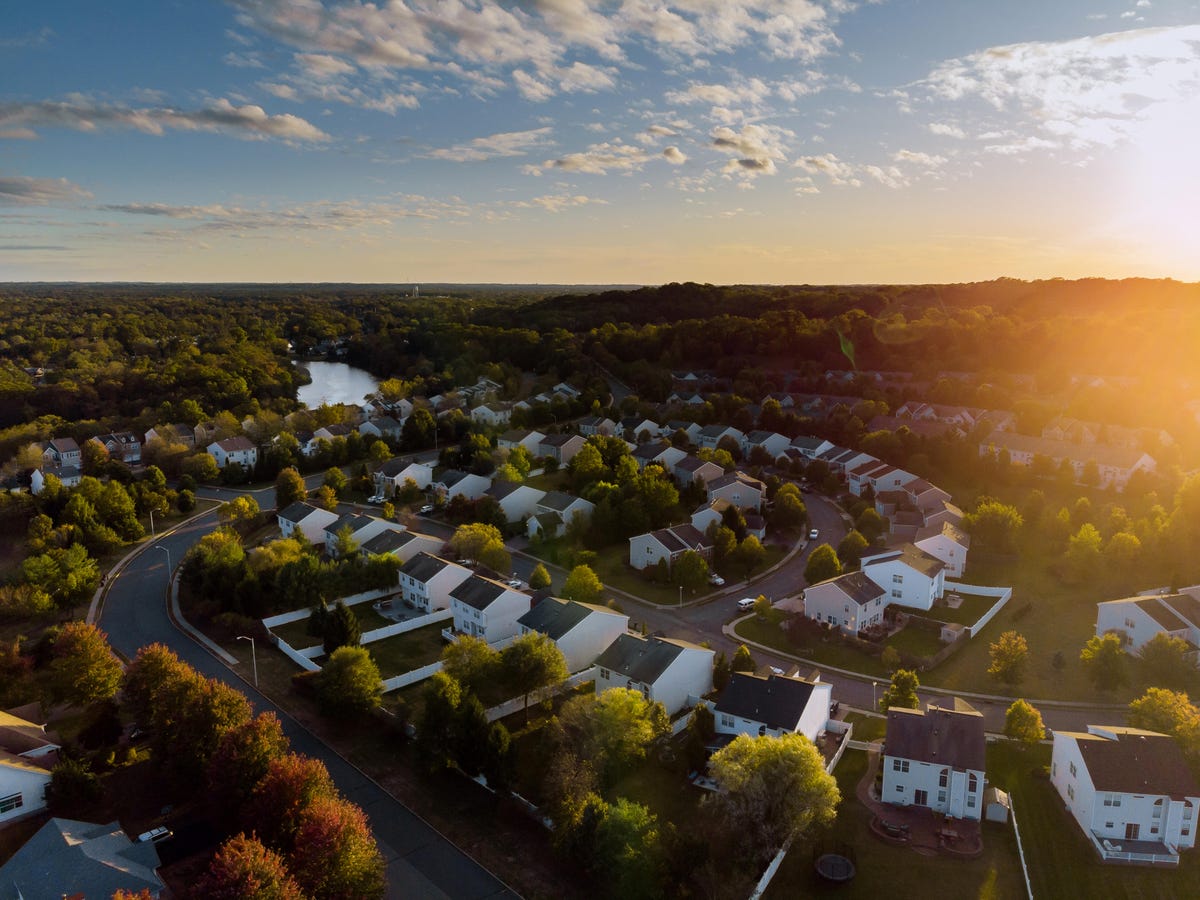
[872, 680, 878, 712]
[678, 584, 683, 608]
[156, 545, 171, 575]
[148, 507, 155, 538]
[237, 636, 258, 688]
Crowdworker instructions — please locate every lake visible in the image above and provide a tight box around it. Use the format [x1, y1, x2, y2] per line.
[295, 361, 379, 408]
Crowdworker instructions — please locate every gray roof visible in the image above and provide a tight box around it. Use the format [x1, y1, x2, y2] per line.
[1070, 728, 1199, 799]
[439, 469, 470, 487]
[864, 543, 946, 578]
[215, 435, 256, 452]
[0, 818, 164, 900]
[378, 457, 413, 477]
[518, 597, 619, 641]
[595, 634, 707, 684]
[278, 500, 321, 524]
[817, 571, 886, 606]
[540, 433, 578, 448]
[1133, 597, 1189, 631]
[708, 471, 765, 492]
[400, 552, 456, 582]
[451, 575, 510, 610]
[885, 700, 986, 772]
[715, 672, 819, 731]
[538, 490, 579, 512]
[790, 436, 827, 451]
[486, 480, 523, 500]
[633, 441, 672, 459]
[361, 529, 417, 555]
[325, 513, 374, 536]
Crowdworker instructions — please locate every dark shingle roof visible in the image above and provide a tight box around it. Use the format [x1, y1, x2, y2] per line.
[540, 433, 577, 448]
[1165, 592, 1200, 629]
[715, 672, 818, 731]
[278, 500, 321, 524]
[823, 571, 887, 606]
[885, 701, 986, 772]
[518, 597, 617, 641]
[439, 469, 470, 487]
[399, 552, 456, 582]
[1071, 728, 1199, 799]
[451, 575, 509, 610]
[538, 490, 578, 512]
[325, 513, 373, 535]
[595, 634, 706, 684]
[1135, 597, 1189, 632]
[361, 529, 416, 555]
[864, 544, 946, 578]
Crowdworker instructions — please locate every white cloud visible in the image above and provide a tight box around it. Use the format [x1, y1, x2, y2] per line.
[663, 146, 687, 164]
[0, 175, 92, 206]
[927, 122, 966, 139]
[710, 123, 790, 178]
[295, 52, 356, 78]
[0, 97, 329, 142]
[533, 140, 657, 175]
[894, 149, 947, 167]
[792, 153, 861, 186]
[516, 193, 607, 212]
[426, 126, 554, 162]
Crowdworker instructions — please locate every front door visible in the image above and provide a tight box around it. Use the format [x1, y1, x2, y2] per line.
[914, 789, 929, 807]
[1125, 823, 1140, 841]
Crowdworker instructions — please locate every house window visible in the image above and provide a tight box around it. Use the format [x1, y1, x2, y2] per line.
[892, 574, 903, 583]
[892, 590, 903, 599]
[893, 759, 910, 773]
[914, 789, 929, 806]
[1106, 822, 1114, 829]
[1068, 785, 1075, 800]
[938, 790, 947, 804]
[967, 797, 976, 808]
[1186, 804, 1194, 821]
[895, 785, 904, 793]
[720, 714, 734, 728]
[1069, 761, 1077, 778]
[1153, 799, 1164, 818]
[1151, 827, 1159, 835]
[939, 769, 949, 788]
[600, 668, 610, 680]
[0, 793, 22, 814]
[968, 774, 979, 793]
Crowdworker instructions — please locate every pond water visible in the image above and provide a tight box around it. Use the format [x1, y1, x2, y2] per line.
[295, 360, 379, 408]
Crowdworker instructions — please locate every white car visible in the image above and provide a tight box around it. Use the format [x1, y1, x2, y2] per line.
[418, 504, 434, 514]
[809, 528, 819, 540]
[708, 573, 725, 586]
[737, 597, 756, 611]
[506, 578, 524, 589]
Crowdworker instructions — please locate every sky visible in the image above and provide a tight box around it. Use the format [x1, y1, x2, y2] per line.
[2, 0, 1199, 285]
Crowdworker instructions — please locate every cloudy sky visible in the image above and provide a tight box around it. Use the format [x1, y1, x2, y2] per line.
[3, 1, 1198, 284]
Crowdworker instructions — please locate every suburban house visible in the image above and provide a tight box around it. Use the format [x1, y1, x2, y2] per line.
[373, 459, 434, 495]
[714, 671, 832, 743]
[497, 429, 545, 454]
[1051, 725, 1200, 863]
[88, 432, 142, 465]
[1042, 416, 1100, 444]
[360, 528, 442, 564]
[358, 416, 403, 441]
[312, 423, 355, 443]
[741, 430, 791, 461]
[883, 699, 987, 821]
[537, 433, 586, 466]
[398, 553, 473, 612]
[629, 523, 713, 571]
[0, 709, 60, 764]
[696, 424, 745, 450]
[691, 498, 738, 535]
[0, 817, 166, 898]
[673, 455, 725, 488]
[903, 478, 953, 511]
[1095, 589, 1200, 657]
[706, 471, 766, 512]
[0, 710, 58, 826]
[978, 432, 1156, 491]
[789, 435, 835, 459]
[276, 501, 340, 544]
[207, 436, 258, 470]
[516, 598, 629, 673]
[30, 465, 82, 494]
[578, 415, 616, 437]
[914, 521, 971, 578]
[528, 491, 595, 539]
[799, 571, 888, 635]
[432, 469, 492, 502]
[620, 417, 661, 443]
[144, 423, 196, 449]
[323, 514, 402, 557]
[663, 420, 703, 444]
[485, 482, 547, 524]
[632, 441, 687, 472]
[594, 634, 714, 715]
[471, 404, 512, 428]
[41, 438, 81, 468]
[853, 463, 919, 497]
[859, 545, 947, 612]
[449, 575, 531, 644]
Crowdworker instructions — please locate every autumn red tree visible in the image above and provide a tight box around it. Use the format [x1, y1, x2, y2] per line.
[207, 712, 290, 827]
[288, 796, 386, 900]
[191, 833, 304, 900]
[244, 753, 338, 852]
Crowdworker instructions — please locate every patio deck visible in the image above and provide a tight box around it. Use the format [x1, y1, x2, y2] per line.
[1090, 832, 1181, 867]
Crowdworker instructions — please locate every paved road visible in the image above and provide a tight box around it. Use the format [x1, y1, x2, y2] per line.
[98, 505, 515, 900]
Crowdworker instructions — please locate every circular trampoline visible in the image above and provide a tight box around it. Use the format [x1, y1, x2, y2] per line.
[814, 852, 856, 883]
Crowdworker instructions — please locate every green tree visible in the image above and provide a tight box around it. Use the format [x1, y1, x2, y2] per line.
[771, 483, 806, 529]
[48, 622, 123, 706]
[483, 722, 516, 794]
[674, 550, 709, 595]
[322, 601, 361, 654]
[529, 563, 552, 591]
[323, 466, 349, 497]
[963, 498, 1024, 553]
[453, 693, 492, 777]
[1080, 633, 1128, 692]
[1105, 531, 1142, 569]
[1129, 688, 1200, 760]
[479, 540, 512, 576]
[562, 564, 603, 604]
[22, 543, 100, 607]
[1064, 523, 1103, 582]
[1003, 699, 1046, 749]
[417, 671, 463, 771]
[219, 495, 261, 526]
[46, 756, 102, 813]
[316, 646, 381, 718]
[440, 635, 500, 695]
[734, 534, 767, 576]
[450, 522, 504, 563]
[987, 631, 1029, 686]
[500, 631, 568, 721]
[804, 543, 842, 584]
[1139, 633, 1195, 691]
[314, 484, 339, 511]
[855, 507, 885, 542]
[731, 644, 755, 673]
[289, 796, 386, 900]
[836, 530, 869, 568]
[753, 594, 773, 620]
[880, 646, 901, 672]
[593, 798, 664, 900]
[331, 524, 359, 559]
[556, 688, 669, 785]
[194, 834, 305, 900]
[880, 669, 920, 711]
[275, 467, 307, 510]
[402, 407, 436, 449]
[704, 733, 840, 857]
[713, 651, 732, 691]
[183, 451, 221, 483]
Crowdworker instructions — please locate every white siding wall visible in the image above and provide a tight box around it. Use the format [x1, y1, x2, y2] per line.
[629, 533, 669, 571]
[915, 534, 967, 578]
[551, 614, 629, 673]
[0, 766, 51, 824]
[653, 647, 714, 715]
[883, 756, 985, 820]
[862, 558, 941, 611]
[1052, 735, 1097, 841]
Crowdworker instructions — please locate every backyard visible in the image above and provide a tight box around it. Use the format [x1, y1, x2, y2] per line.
[268, 598, 396, 651]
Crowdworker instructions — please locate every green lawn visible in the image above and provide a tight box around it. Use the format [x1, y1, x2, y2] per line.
[269, 599, 394, 649]
[886, 625, 946, 659]
[524, 470, 570, 492]
[908, 591, 1000, 627]
[842, 712, 886, 742]
[735, 617, 890, 678]
[768, 748, 1024, 899]
[989, 741, 1200, 899]
[363, 622, 447, 679]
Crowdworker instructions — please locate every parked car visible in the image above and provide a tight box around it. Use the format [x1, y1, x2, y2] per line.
[418, 504, 434, 514]
[737, 597, 756, 611]
[506, 578, 523, 589]
[809, 528, 819, 540]
[708, 573, 725, 586]
[137, 827, 172, 844]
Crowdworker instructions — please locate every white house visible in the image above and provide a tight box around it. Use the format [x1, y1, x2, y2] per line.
[485, 482, 546, 524]
[883, 699, 987, 821]
[537, 433, 586, 465]
[360, 529, 442, 564]
[903, 478, 952, 512]
[663, 420, 703, 444]
[31, 465, 81, 494]
[741, 430, 790, 461]
[619, 417, 661, 443]
[323, 514, 402, 557]
[789, 435, 835, 459]
[398, 553, 473, 612]
[594, 634, 714, 716]
[277, 501, 340, 544]
[312, 423, 355, 443]
[1095, 590, 1200, 658]
[433, 470, 492, 502]
[517, 598, 629, 673]
[706, 471, 765, 512]
[696, 424, 745, 450]
[846, 459, 886, 496]
[800, 571, 888, 635]
[89, 432, 142, 465]
[674, 455, 725, 488]
[358, 416, 402, 441]
[374, 459, 434, 495]
[0, 712, 54, 827]
[978, 432, 1156, 492]
[471, 404, 512, 428]
[860, 544, 947, 612]
[528, 491, 595, 539]
[714, 671, 832, 743]
[497, 429, 545, 454]
[578, 415, 616, 437]
[629, 523, 713, 572]
[691, 498, 737, 535]
[145, 423, 195, 449]
[207, 436, 258, 470]
[449, 575, 531, 644]
[1051, 725, 1200, 862]
[914, 521, 971, 578]
[41, 437, 81, 468]
[632, 442, 687, 472]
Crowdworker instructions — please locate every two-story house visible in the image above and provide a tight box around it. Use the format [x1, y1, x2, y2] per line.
[88, 432, 142, 465]
[207, 436, 258, 470]
[449, 575, 531, 644]
[594, 634, 714, 716]
[629, 523, 713, 572]
[859, 545, 947, 612]
[706, 471, 766, 512]
[537, 433, 586, 466]
[883, 699, 987, 821]
[800, 571, 889, 635]
[432, 469, 491, 502]
[277, 501, 340, 544]
[517, 598, 629, 673]
[373, 459, 434, 496]
[1095, 590, 1200, 658]
[398, 553, 473, 612]
[714, 671, 832, 743]
[485, 482, 547, 524]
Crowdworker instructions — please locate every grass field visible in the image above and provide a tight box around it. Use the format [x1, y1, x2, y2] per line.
[269, 599, 395, 650]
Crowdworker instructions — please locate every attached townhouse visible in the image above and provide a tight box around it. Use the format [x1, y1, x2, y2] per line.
[276, 501, 341, 544]
[449, 575, 531, 644]
[629, 523, 714, 572]
[714, 671, 832, 743]
[398, 553, 473, 612]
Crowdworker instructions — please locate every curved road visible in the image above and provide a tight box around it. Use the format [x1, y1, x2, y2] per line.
[98, 495, 515, 900]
